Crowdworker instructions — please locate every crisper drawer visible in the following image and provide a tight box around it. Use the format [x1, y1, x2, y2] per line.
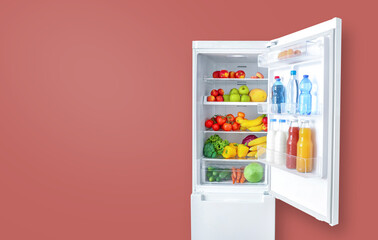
[201, 161, 267, 186]
[191, 193, 275, 240]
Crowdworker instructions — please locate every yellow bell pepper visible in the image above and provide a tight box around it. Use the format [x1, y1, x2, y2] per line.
[222, 146, 237, 159]
[237, 144, 249, 158]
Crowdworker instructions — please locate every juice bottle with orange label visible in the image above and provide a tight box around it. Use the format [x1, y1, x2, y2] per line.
[296, 120, 313, 173]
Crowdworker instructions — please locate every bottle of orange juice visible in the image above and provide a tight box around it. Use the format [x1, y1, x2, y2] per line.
[296, 120, 313, 173]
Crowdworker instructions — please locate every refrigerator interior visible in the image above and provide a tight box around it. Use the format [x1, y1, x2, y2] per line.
[194, 53, 269, 192]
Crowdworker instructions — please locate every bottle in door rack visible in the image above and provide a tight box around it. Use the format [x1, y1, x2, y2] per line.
[272, 76, 285, 114]
[286, 120, 299, 169]
[296, 120, 313, 173]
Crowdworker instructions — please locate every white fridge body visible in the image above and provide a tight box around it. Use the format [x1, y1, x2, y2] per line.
[192, 18, 341, 240]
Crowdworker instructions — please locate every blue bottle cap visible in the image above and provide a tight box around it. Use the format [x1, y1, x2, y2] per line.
[271, 119, 277, 122]
[290, 70, 296, 75]
[303, 75, 309, 78]
[279, 119, 286, 123]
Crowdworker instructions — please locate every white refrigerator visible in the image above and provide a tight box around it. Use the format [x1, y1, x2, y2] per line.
[191, 18, 341, 240]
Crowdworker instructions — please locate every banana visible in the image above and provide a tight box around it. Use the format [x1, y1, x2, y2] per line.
[247, 151, 257, 157]
[249, 143, 266, 152]
[247, 123, 264, 132]
[255, 147, 266, 158]
[240, 126, 248, 131]
[240, 115, 265, 128]
[247, 136, 267, 147]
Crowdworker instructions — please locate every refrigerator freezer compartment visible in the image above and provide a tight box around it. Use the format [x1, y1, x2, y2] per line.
[201, 161, 266, 185]
[258, 37, 324, 68]
[257, 147, 323, 178]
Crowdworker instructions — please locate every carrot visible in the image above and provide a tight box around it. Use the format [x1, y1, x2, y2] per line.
[240, 173, 246, 183]
[240, 167, 246, 183]
[232, 167, 236, 184]
[236, 168, 242, 183]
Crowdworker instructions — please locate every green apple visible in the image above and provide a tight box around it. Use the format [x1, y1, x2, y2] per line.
[230, 94, 241, 102]
[241, 94, 251, 102]
[223, 94, 230, 102]
[238, 85, 249, 95]
[229, 88, 239, 95]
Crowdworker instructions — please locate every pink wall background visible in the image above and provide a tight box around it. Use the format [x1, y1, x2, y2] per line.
[0, 0, 375, 239]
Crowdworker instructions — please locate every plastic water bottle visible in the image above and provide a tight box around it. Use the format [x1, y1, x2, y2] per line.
[286, 70, 298, 114]
[272, 76, 285, 113]
[274, 119, 287, 165]
[298, 75, 312, 115]
[266, 119, 277, 163]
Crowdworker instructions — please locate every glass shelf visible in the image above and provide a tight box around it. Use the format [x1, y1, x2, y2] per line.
[204, 78, 268, 82]
[204, 96, 267, 106]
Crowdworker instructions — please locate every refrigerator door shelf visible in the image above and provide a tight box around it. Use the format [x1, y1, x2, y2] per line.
[191, 193, 275, 240]
[258, 36, 324, 68]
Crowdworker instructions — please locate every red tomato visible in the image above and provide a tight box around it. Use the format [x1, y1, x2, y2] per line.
[262, 117, 268, 124]
[222, 123, 232, 131]
[212, 123, 220, 131]
[226, 114, 235, 123]
[232, 122, 240, 131]
[205, 119, 213, 128]
[216, 116, 226, 126]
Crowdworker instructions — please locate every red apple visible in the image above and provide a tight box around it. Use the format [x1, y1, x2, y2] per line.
[218, 89, 224, 96]
[211, 89, 219, 97]
[235, 70, 245, 78]
[213, 71, 220, 78]
[229, 71, 236, 78]
[219, 70, 229, 78]
[215, 96, 224, 102]
[256, 72, 264, 79]
[207, 95, 216, 102]
[251, 76, 258, 79]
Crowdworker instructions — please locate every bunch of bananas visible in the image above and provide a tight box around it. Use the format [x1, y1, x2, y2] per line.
[246, 136, 267, 158]
[237, 115, 267, 132]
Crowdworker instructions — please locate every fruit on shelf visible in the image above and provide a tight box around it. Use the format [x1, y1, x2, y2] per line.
[213, 71, 220, 78]
[212, 123, 220, 131]
[239, 115, 265, 128]
[205, 119, 214, 128]
[256, 72, 264, 79]
[222, 122, 232, 131]
[249, 143, 266, 152]
[226, 114, 235, 122]
[235, 70, 245, 78]
[237, 144, 249, 158]
[223, 94, 230, 102]
[251, 76, 258, 79]
[241, 94, 251, 102]
[219, 70, 229, 78]
[215, 95, 224, 102]
[247, 136, 267, 147]
[278, 49, 302, 60]
[229, 71, 236, 78]
[247, 151, 257, 157]
[238, 85, 249, 95]
[230, 94, 241, 102]
[222, 146, 237, 159]
[262, 116, 268, 124]
[232, 122, 240, 131]
[294, 50, 302, 55]
[218, 89, 225, 96]
[247, 123, 264, 132]
[229, 88, 239, 95]
[207, 95, 216, 102]
[237, 112, 246, 118]
[244, 163, 263, 183]
[249, 88, 267, 102]
[211, 89, 219, 97]
[216, 116, 226, 126]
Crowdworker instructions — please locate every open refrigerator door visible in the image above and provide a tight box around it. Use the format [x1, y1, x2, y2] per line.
[257, 18, 341, 226]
